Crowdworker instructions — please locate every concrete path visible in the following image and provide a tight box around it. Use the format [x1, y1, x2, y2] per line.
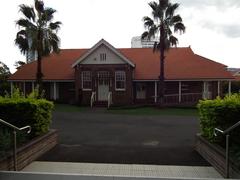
[22, 161, 222, 179]
[38, 110, 208, 165]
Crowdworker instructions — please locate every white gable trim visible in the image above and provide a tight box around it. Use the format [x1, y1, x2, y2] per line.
[72, 39, 135, 68]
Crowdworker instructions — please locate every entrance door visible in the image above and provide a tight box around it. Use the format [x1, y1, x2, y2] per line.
[98, 71, 110, 101]
[136, 83, 146, 99]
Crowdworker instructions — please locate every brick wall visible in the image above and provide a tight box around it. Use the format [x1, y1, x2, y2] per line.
[75, 64, 133, 106]
[0, 130, 58, 171]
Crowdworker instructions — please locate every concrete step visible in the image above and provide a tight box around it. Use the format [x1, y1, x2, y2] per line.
[19, 161, 223, 179]
[0, 171, 230, 180]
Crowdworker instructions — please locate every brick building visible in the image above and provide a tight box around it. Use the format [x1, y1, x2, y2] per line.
[9, 39, 234, 106]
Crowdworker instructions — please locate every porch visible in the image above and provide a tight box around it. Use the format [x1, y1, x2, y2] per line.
[133, 80, 232, 106]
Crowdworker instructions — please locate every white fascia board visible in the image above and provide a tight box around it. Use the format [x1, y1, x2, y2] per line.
[71, 39, 135, 68]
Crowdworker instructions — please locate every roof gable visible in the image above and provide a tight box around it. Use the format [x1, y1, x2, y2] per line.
[72, 39, 135, 67]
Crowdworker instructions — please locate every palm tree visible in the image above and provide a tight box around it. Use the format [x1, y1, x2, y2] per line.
[15, 0, 61, 92]
[142, 0, 185, 105]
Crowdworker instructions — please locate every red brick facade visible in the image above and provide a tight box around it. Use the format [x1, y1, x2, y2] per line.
[75, 64, 134, 105]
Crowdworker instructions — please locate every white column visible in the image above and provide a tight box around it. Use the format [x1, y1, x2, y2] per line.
[53, 82, 57, 100]
[32, 82, 35, 92]
[179, 81, 182, 103]
[228, 81, 232, 95]
[154, 81, 157, 103]
[23, 82, 26, 96]
[217, 81, 220, 96]
[10, 82, 13, 96]
[203, 81, 206, 99]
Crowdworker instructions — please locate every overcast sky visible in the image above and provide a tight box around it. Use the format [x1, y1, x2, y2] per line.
[1, 0, 240, 73]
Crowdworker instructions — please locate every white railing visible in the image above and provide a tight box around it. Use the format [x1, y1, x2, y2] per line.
[107, 92, 112, 108]
[90, 91, 96, 108]
[0, 118, 31, 171]
[164, 93, 203, 104]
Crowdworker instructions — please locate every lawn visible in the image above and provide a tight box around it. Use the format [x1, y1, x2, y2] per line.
[54, 104, 198, 116]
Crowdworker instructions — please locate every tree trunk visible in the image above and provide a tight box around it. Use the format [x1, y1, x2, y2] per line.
[36, 29, 43, 96]
[159, 24, 165, 106]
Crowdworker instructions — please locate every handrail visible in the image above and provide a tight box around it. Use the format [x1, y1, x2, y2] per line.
[107, 92, 112, 108]
[0, 118, 31, 171]
[90, 91, 96, 108]
[0, 119, 31, 133]
[214, 120, 240, 178]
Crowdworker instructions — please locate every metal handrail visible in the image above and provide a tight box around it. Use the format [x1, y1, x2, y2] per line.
[90, 91, 96, 108]
[107, 92, 112, 108]
[214, 120, 240, 178]
[0, 118, 31, 171]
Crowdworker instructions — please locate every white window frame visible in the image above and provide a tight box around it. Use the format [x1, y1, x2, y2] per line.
[115, 71, 126, 91]
[100, 53, 106, 61]
[82, 71, 92, 91]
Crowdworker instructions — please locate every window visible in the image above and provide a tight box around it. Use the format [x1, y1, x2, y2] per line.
[100, 53, 106, 61]
[115, 71, 126, 90]
[82, 71, 92, 90]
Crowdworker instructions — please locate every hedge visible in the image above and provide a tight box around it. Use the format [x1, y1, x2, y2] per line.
[0, 98, 54, 137]
[197, 94, 240, 144]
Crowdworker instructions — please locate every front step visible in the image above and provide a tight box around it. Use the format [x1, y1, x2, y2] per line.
[19, 161, 223, 179]
[0, 171, 228, 180]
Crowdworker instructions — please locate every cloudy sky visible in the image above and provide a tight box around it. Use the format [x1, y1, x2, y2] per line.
[1, 0, 240, 73]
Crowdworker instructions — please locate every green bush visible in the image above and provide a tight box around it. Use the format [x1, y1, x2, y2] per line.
[197, 94, 240, 144]
[0, 88, 54, 136]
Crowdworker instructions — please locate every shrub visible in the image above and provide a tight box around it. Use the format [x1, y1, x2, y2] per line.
[0, 88, 54, 137]
[197, 94, 240, 145]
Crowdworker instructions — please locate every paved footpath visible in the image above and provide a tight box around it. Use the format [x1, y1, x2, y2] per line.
[22, 161, 222, 179]
[39, 110, 208, 165]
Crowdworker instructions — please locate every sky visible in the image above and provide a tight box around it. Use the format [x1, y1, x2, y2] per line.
[0, 0, 240, 73]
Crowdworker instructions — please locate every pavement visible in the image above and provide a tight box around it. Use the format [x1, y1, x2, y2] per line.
[38, 109, 209, 166]
[22, 161, 222, 179]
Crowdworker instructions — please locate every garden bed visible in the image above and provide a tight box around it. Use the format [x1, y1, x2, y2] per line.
[195, 134, 240, 178]
[0, 129, 58, 171]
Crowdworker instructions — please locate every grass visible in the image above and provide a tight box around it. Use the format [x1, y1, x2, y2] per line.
[54, 104, 198, 116]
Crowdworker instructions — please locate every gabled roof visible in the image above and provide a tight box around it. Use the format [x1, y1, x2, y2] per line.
[9, 45, 234, 81]
[9, 49, 87, 81]
[71, 39, 135, 67]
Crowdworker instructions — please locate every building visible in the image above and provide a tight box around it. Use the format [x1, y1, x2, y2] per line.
[131, 36, 159, 48]
[9, 39, 234, 106]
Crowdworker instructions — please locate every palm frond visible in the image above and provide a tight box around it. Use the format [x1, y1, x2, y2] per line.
[148, 1, 158, 12]
[15, 35, 29, 55]
[49, 21, 62, 31]
[149, 25, 158, 38]
[19, 4, 36, 22]
[16, 30, 27, 38]
[16, 18, 36, 29]
[170, 15, 182, 25]
[35, 0, 44, 13]
[153, 41, 160, 52]
[165, 3, 179, 18]
[159, 0, 169, 10]
[42, 8, 56, 22]
[141, 31, 149, 40]
[174, 22, 185, 33]
[169, 35, 178, 47]
[143, 16, 154, 29]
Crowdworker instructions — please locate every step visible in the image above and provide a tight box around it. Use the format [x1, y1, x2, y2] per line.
[0, 170, 230, 180]
[19, 161, 223, 179]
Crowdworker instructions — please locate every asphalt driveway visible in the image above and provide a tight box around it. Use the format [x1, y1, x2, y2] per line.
[38, 109, 208, 166]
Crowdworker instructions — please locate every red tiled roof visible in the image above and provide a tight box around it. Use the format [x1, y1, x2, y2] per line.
[234, 76, 240, 81]
[9, 47, 233, 81]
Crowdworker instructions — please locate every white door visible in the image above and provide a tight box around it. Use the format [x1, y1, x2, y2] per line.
[98, 72, 109, 101]
[136, 83, 146, 99]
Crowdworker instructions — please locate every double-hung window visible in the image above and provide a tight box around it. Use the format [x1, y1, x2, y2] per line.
[82, 71, 92, 90]
[115, 71, 126, 91]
